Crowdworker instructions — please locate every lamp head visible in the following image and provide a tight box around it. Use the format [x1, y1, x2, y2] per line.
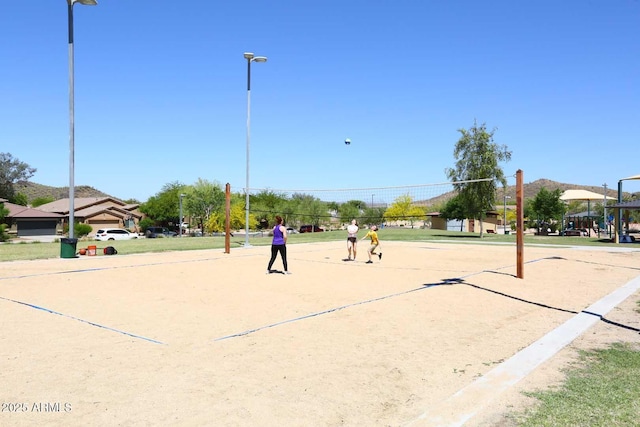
[244, 52, 267, 63]
[69, 0, 98, 5]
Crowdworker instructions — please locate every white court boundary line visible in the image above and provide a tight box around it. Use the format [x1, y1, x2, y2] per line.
[404, 274, 640, 427]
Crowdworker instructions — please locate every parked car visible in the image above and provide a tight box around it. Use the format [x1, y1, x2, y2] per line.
[299, 225, 324, 233]
[145, 226, 177, 238]
[95, 228, 138, 241]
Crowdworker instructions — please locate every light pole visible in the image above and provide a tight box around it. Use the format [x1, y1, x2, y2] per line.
[602, 183, 608, 238]
[67, 0, 97, 240]
[503, 195, 511, 234]
[243, 52, 267, 247]
[179, 193, 186, 237]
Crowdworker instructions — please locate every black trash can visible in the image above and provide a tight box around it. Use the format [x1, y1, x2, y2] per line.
[60, 238, 78, 259]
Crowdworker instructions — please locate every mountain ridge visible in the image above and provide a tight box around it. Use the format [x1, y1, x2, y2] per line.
[14, 179, 628, 206]
[14, 182, 115, 202]
[424, 178, 623, 206]
[501, 178, 618, 201]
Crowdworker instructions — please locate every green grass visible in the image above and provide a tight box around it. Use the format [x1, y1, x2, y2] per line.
[0, 227, 632, 262]
[512, 343, 640, 426]
[0, 236, 227, 262]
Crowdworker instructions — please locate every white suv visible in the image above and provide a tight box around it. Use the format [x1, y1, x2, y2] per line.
[95, 228, 138, 241]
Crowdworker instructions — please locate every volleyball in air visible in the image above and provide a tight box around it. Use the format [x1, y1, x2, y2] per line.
[344, 138, 351, 145]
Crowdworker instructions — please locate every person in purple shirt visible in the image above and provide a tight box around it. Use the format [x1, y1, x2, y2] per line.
[267, 215, 290, 274]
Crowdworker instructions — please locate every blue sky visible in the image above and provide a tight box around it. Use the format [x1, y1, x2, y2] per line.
[1, 0, 639, 202]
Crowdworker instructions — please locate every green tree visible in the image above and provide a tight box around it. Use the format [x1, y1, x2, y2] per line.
[327, 201, 339, 213]
[338, 200, 364, 224]
[0, 153, 36, 202]
[31, 196, 55, 208]
[565, 200, 584, 215]
[138, 218, 154, 232]
[307, 199, 329, 227]
[439, 194, 469, 231]
[290, 193, 328, 227]
[12, 193, 28, 206]
[384, 194, 426, 227]
[530, 187, 566, 232]
[360, 207, 385, 227]
[251, 190, 289, 228]
[279, 199, 298, 228]
[0, 202, 9, 242]
[445, 121, 511, 237]
[139, 181, 187, 225]
[184, 178, 225, 232]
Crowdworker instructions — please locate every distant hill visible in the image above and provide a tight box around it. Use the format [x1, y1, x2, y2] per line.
[504, 178, 620, 200]
[423, 178, 625, 207]
[14, 181, 114, 202]
[12, 178, 634, 206]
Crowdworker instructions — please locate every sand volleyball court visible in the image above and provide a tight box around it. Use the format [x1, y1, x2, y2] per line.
[1, 241, 639, 426]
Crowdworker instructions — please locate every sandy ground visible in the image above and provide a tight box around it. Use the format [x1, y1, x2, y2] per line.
[1, 240, 639, 426]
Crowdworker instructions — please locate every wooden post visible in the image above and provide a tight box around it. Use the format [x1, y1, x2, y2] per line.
[225, 183, 231, 254]
[516, 169, 524, 279]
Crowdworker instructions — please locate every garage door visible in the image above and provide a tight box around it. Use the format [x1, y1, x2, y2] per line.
[17, 220, 58, 237]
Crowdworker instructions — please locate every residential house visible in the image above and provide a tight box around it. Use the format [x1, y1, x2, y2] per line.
[36, 197, 143, 235]
[1, 198, 64, 237]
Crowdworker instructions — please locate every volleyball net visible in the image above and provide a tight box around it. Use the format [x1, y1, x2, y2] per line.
[245, 178, 494, 230]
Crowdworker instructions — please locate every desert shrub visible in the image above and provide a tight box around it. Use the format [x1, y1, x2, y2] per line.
[138, 218, 154, 232]
[0, 224, 9, 242]
[62, 223, 93, 237]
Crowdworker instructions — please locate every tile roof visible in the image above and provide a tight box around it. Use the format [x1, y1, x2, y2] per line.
[36, 197, 133, 214]
[35, 197, 112, 214]
[1, 201, 63, 219]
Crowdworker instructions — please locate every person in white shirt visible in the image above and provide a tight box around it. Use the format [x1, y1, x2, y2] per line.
[346, 219, 359, 261]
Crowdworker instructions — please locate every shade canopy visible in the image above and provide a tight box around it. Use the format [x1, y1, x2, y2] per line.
[610, 200, 640, 209]
[620, 174, 640, 181]
[560, 189, 615, 201]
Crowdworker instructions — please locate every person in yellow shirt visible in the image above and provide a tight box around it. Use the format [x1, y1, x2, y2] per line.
[360, 225, 382, 264]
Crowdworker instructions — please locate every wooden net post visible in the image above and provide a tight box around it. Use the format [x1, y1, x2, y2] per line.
[225, 183, 231, 254]
[516, 170, 524, 279]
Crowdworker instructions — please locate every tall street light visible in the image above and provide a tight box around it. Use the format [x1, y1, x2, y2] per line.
[179, 193, 186, 238]
[602, 183, 608, 238]
[243, 52, 267, 247]
[67, 0, 97, 240]
[503, 195, 511, 234]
